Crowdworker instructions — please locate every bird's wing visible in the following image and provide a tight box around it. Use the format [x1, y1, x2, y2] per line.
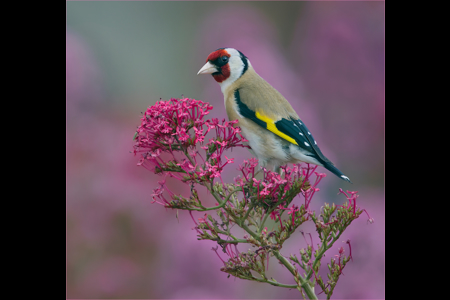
[234, 89, 334, 165]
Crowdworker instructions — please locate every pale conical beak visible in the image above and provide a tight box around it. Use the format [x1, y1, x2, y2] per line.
[197, 61, 218, 75]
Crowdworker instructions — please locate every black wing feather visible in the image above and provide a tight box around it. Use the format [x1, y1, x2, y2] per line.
[234, 89, 267, 127]
[235, 89, 333, 166]
[277, 119, 334, 165]
[233, 89, 350, 182]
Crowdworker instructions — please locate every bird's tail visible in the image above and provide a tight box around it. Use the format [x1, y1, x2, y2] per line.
[322, 162, 352, 183]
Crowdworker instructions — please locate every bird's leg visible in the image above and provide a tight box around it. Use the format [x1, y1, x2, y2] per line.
[254, 160, 268, 177]
[273, 165, 281, 175]
[254, 169, 263, 177]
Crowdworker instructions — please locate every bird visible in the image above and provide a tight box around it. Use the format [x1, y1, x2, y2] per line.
[197, 47, 351, 183]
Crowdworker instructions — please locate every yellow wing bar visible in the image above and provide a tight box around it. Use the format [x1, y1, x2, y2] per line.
[255, 111, 298, 146]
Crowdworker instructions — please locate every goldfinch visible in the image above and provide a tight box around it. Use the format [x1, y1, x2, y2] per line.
[197, 48, 351, 183]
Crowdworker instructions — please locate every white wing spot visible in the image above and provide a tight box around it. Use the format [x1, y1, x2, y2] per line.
[308, 132, 311, 135]
[299, 132, 304, 136]
[314, 141, 317, 145]
[304, 142, 310, 147]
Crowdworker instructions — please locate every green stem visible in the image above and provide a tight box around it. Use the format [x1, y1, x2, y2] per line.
[215, 238, 249, 244]
[306, 221, 350, 281]
[183, 187, 241, 211]
[239, 275, 298, 289]
[240, 203, 255, 227]
[259, 209, 271, 233]
[305, 243, 327, 281]
[273, 250, 317, 300]
[259, 190, 295, 233]
[181, 142, 315, 297]
[240, 222, 261, 242]
[202, 187, 260, 243]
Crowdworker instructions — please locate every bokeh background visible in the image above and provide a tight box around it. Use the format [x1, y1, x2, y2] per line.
[66, 1, 384, 299]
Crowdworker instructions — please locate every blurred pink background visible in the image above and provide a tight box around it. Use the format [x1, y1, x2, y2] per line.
[67, 1, 384, 299]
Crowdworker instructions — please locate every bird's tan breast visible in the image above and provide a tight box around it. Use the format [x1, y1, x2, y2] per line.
[225, 99, 291, 164]
[223, 69, 300, 165]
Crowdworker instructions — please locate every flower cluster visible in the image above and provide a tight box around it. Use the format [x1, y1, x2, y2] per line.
[133, 98, 249, 206]
[134, 98, 371, 299]
[235, 160, 326, 211]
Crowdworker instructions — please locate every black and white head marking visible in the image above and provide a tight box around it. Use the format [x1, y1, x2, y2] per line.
[218, 48, 251, 93]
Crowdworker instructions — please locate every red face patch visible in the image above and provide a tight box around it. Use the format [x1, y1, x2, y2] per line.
[206, 49, 230, 62]
[212, 64, 230, 83]
[206, 49, 231, 83]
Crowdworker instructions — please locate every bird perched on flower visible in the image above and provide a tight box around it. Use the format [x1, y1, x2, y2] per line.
[197, 48, 351, 183]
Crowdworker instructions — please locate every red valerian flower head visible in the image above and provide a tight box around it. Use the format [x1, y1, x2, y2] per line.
[134, 98, 213, 155]
[134, 97, 251, 205]
[133, 98, 249, 179]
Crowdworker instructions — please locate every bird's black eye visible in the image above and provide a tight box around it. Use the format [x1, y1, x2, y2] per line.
[221, 56, 229, 63]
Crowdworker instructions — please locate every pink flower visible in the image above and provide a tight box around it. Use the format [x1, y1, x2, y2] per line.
[149, 149, 161, 158]
[248, 158, 258, 168]
[177, 160, 196, 173]
[195, 135, 205, 143]
[224, 156, 234, 164]
[260, 181, 273, 196]
[269, 210, 279, 221]
[216, 140, 227, 147]
[344, 239, 353, 261]
[173, 127, 189, 142]
[234, 176, 244, 186]
[252, 178, 261, 187]
[198, 213, 208, 223]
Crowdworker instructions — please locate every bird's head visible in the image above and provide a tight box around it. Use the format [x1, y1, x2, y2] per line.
[197, 48, 250, 90]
